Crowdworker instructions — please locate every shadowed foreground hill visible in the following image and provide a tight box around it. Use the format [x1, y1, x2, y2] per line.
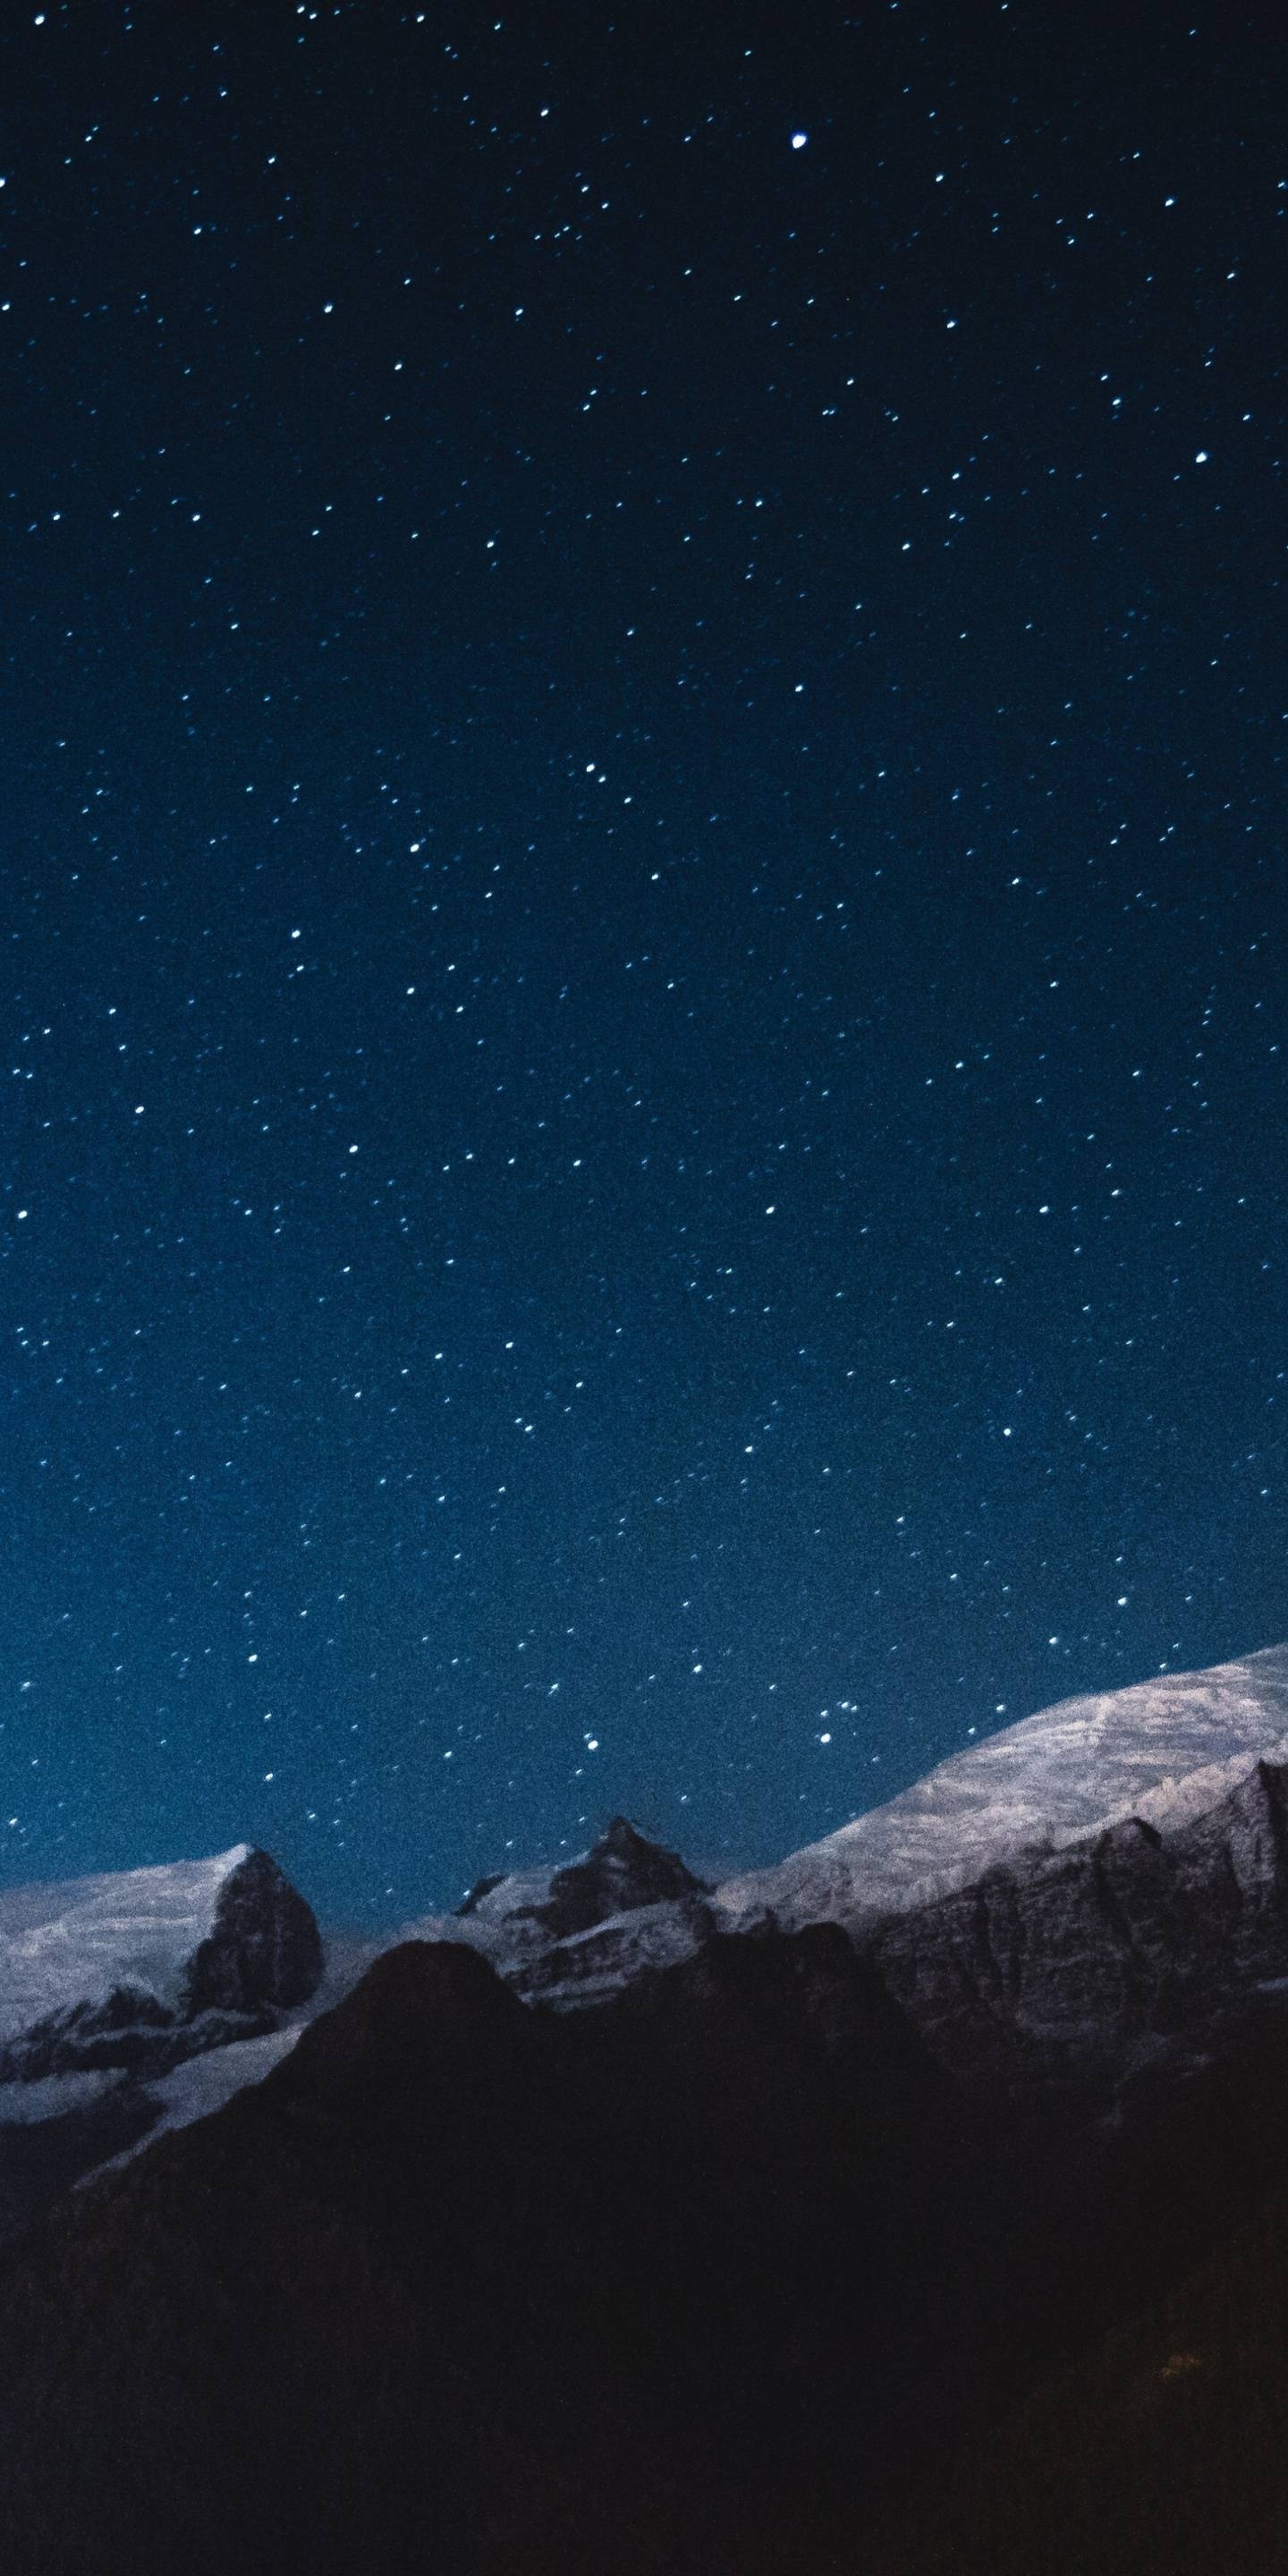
[0, 1928, 996, 2576]
[882, 2164, 1288, 2576]
[17, 1656, 1288, 2572]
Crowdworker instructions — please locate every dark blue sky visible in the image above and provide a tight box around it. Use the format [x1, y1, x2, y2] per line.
[1, 0, 1285, 1921]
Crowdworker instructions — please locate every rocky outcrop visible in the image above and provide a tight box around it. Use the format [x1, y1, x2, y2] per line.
[0, 1845, 322, 2087]
[716, 1644, 1288, 1936]
[507, 1894, 716, 2007]
[438, 1817, 717, 2007]
[457, 1815, 709, 1941]
[867, 1758, 1288, 2088]
[181, 1845, 323, 2018]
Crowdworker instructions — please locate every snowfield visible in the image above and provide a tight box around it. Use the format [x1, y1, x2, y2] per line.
[0, 1845, 255, 2046]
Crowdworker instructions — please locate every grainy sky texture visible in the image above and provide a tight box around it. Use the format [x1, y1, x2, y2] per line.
[2, 1, 1285, 1919]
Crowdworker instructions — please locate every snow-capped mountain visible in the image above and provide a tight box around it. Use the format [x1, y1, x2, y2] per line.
[456, 1811, 710, 1940]
[716, 1643, 1288, 1934]
[9, 1646, 1288, 2208]
[411, 1812, 718, 2008]
[0, 1842, 323, 2228]
[420, 1648, 1288, 2014]
[0, 1842, 322, 2085]
[11, 1651, 1288, 2567]
[869, 1750, 1288, 2085]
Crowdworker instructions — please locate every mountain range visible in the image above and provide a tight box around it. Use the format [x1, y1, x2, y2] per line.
[5, 1645, 1288, 2569]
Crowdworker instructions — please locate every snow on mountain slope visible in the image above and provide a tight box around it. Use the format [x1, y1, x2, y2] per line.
[452, 1815, 708, 1944]
[82, 2024, 306, 2182]
[384, 1659, 1288, 2005]
[715, 1645, 1288, 1933]
[0, 1843, 322, 2081]
[10, 1648, 1288, 2190]
[383, 1817, 713, 2010]
[0, 1846, 253, 2047]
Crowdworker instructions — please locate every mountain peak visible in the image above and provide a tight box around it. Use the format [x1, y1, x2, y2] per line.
[0, 1842, 321, 2085]
[540, 1816, 710, 1940]
[455, 1816, 710, 1943]
[599, 1813, 650, 1852]
[716, 1646, 1288, 1934]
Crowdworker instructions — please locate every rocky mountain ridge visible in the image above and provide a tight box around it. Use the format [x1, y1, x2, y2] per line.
[869, 1750, 1288, 2089]
[8, 1648, 1288, 2567]
[457, 1810, 711, 1937]
[0, 1843, 322, 2085]
[0, 1844, 324, 2232]
[415, 1646, 1288, 2032]
[717, 1642, 1288, 1933]
[8, 1645, 1288, 2207]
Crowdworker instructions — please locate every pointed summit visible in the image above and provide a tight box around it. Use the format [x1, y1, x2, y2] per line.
[455, 1817, 708, 1942]
[0, 1843, 322, 2085]
[540, 1817, 709, 1938]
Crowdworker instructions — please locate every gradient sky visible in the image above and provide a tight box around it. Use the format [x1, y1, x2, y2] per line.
[1, 1, 1285, 1921]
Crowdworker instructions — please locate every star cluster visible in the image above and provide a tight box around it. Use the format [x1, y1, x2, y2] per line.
[1, 2, 1284, 1919]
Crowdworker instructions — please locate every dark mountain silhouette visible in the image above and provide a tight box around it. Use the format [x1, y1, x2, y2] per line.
[9, 1655, 1288, 2568]
[0, 1925, 1004, 2576]
[881, 2159, 1288, 2576]
[0, 1843, 321, 2086]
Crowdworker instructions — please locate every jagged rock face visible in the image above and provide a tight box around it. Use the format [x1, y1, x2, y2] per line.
[716, 1644, 1288, 1935]
[13, 1646, 1288, 2238]
[536, 1814, 710, 1936]
[868, 1758, 1288, 2085]
[433, 1819, 719, 2011]
[458, 1815, 709, 1942]
[0, 1845, 322, 2086]
[182, 1844, 323, 2016]
[508, 1894, 716, 2007]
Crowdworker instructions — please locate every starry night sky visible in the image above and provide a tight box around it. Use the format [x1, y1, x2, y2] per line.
[2, 1, 1285, 1921]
